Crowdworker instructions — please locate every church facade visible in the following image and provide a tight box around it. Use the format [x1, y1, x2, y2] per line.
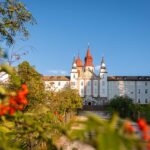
[43, 47, 150, 105]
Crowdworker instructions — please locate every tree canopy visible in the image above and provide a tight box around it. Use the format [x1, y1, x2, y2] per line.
[0, 0, 35, 46]
[17, 61, 45, 109]
[45, 87, 83, 114]
[108, 96, 136, 119]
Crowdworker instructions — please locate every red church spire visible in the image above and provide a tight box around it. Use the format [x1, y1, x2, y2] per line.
[84, 47, 94, 67]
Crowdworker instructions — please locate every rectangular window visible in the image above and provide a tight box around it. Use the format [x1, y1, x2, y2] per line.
[145, 89, 148, 94]
[145, 82, 148, 86]
[145, 99, 148, 103]
[138, 89, 140, 94]
[138, 99, 140, 103]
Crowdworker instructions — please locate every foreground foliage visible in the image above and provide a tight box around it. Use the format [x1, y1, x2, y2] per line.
[0, 1, 150, 150]
[0, 64, 150, 150]
[64, 113, 150, 150]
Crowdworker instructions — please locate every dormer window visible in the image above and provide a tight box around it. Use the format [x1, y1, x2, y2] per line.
[138, 77, 142, 80]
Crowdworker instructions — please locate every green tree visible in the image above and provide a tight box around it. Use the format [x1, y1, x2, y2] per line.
[17, 61, 45, 109]
[16, 61, 45, 110]
[0, 0, 35, 64]
[45, 87, 82, 118]
[59, 87, 82, 113]
[139, 104, 150, 123]
[0, 0, 35, 46]
[108, 96, 137, 119]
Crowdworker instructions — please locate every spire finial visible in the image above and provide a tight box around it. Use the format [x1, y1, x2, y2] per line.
[101, 56, 105, 64]
[88, 42, 90, 48]
[72, 55, 77, 69]
[78, 51, 80, 58]
[74, 55, 76, 61]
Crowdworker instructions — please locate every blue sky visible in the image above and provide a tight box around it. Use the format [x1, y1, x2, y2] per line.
[14, 0, 150, 76]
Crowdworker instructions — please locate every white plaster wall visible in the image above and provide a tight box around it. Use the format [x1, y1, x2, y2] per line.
[71, 71, 78, 80]
[136, 81, 150, 104]
[70, 71, 78, 89]
[44, 81, 69, 91]
[108, 81, 118, 100]
[124, 81, 136, 100]
[93, 80, 98, 97]
[100, 73, 107, 97]
[108, 81, 136, 100]
[79, 80, 84, 97]
[86, 80, 91, 96]
[0, 72, 9, 83]
[108, 81, 150, 104]
[85, 66, 94, 72]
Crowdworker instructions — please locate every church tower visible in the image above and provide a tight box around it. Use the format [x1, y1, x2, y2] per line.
[84, 47, 94, 72]
[76, 54, 83, 77]
[99, 57, 108, 103]
[70, 57, 78, 89]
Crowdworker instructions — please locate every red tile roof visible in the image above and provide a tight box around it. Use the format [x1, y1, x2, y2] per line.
[42, 76, 70, 81]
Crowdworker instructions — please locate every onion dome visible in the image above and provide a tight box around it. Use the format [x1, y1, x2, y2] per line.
[72, 57, 77, 69]
[101, 57, 106, 69]
[100, 56, 107, 73]
[76, 55, 83, 67]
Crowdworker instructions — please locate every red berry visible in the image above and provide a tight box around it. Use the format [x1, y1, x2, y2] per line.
[9, 98, 17, 105]
[17, 105, 24, 110]
[124, 121, 135, 133]
[137, 119, 148, 131]
[54, 111, 58, 115]
[9, 107, 16, 116]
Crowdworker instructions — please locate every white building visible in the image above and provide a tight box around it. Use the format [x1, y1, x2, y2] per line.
[0, 72, 9, 83]
[43, 47, 150, 105]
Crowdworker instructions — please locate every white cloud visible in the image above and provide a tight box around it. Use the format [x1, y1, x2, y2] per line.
[95, 65, 100, 71]
[47, 70, 68, 75]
